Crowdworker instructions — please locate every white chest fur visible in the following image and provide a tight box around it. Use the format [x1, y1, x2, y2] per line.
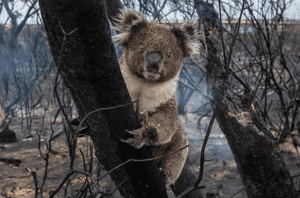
[120, 61, 179, 113]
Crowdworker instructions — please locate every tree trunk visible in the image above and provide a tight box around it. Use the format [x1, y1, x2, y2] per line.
[171, 164, 203, 198]
[38, 0, 167, 197]
[0, 124, 17, 143]
[204, 33, 298, 198]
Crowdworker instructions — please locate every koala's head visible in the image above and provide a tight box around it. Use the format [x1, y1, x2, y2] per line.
[114, 9, 198, 83]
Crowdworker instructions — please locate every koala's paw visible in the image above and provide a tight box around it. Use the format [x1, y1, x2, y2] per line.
[139, 112, 150, 125]
[121, 127, 158, 149]
[120, 128, 147, 149]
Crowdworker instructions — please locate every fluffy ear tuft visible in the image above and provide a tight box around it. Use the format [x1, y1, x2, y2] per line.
[114, 9, 144, 27]
[171, 21, 199, 57]
[181, 20, 199, 42]
[181, 20, 199, 57]
[113, 9, 147, 46]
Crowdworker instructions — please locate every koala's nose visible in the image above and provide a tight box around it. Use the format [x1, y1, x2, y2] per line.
[146, 52, 161, 72]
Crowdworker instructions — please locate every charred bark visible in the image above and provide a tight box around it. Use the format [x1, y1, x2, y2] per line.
[0, 124, 17, 143]
[38, 0, 167, 197]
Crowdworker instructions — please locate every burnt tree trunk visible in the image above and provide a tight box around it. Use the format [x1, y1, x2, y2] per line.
[38, 0, 167, 197]
[194, 1, 298, 197]
[204, 30, 298, 198]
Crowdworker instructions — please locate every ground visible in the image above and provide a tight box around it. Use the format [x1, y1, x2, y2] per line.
[0, 110, 299, 198]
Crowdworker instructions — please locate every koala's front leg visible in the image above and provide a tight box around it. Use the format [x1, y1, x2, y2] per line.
[121, 99, 178, 148]
[120, 113, 157, 149]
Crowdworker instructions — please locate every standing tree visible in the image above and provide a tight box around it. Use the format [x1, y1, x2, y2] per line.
[3, 0, 39, 49]
[38, 0, 168, 197]
[195, 0, 298, 197]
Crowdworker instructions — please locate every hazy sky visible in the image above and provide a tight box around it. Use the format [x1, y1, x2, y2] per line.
[0, 0, 299, 24]
[285, 0, 300, 19]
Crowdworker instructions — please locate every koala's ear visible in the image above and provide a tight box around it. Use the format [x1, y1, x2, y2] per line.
[181, 20, 199, 42]
[172, 20, 199, 57]
[113, 9, 147, 46]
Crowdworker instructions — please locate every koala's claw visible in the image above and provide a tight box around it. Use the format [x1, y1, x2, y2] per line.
[139, 112, 150, 124]
[120, 128, 147, 149]
[124, 129, 135, 135]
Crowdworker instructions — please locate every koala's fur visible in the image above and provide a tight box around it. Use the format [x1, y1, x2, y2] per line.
[114, 9, 198, 186]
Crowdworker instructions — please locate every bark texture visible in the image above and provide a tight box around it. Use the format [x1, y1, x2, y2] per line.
[38, 0, 167, 197]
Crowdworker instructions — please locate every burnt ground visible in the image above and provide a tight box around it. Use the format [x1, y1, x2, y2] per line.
[0, 111, 300, 198]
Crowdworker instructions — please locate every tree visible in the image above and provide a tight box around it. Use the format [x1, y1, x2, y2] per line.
[38, 0, 168, 197]
[3, 0, 39, 49]
[197, 0, 298, 197]
[205, 37, 298, 197]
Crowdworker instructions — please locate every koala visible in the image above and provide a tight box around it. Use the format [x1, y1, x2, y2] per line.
[114, 9, 198, 186]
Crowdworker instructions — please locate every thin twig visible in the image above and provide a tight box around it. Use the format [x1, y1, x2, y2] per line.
[26, 168, 38, 198]
[53, 21, 78, 136]
[230, 184, 248, 198]
[74, 101, 136, 138]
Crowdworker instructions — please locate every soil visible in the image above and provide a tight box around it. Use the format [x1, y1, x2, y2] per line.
[0, 111, 300, 198]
